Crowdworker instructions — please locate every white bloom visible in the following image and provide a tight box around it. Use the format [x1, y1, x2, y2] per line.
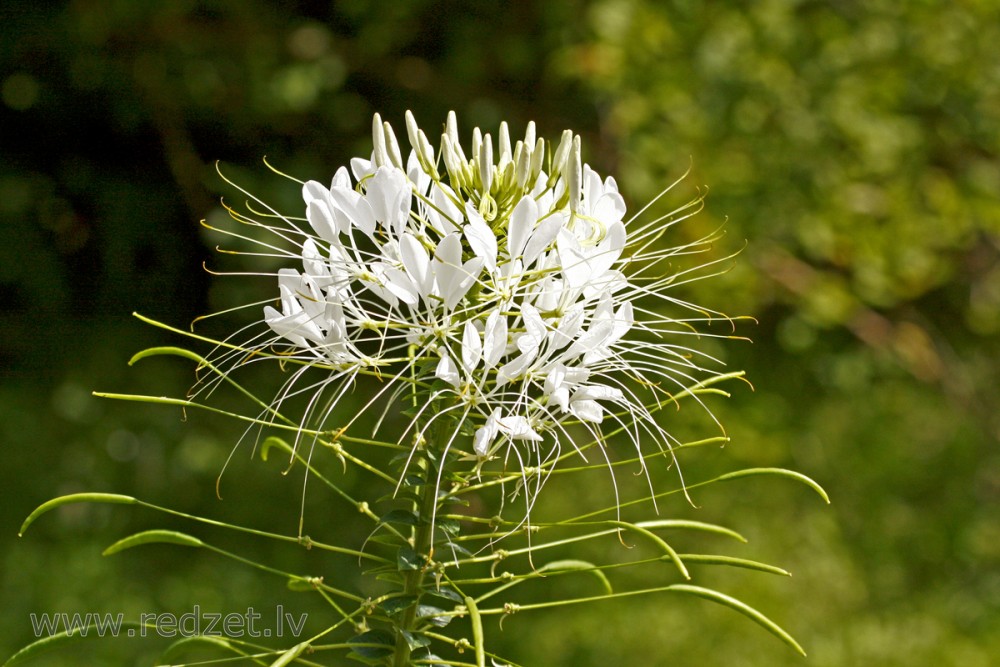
[226, 110, 732, 486]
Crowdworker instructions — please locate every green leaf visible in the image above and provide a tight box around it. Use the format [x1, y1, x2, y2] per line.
[19, 493, 137, 536]
[102, 529, 204, 556]
[437, 542, 472, 558]
[3, 623, 146, 666]
[426, 587, 463, 603]
[400, 630, 430, 650]
[397, 546, 424, 571]
[347, 629, 395, 660]
[367, 533, 406, 547]
[668, 584, 806, 656]
[718, 467, 830, 504]
[417, 605, 452, 628]
[380, 595, 419, 616]
[374, 571, 404, 585]
[436, 518, 461, 536]
[380, 509, 419, 526]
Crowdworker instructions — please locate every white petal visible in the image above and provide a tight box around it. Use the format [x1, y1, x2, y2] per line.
[496, 349, 535, 386]
[301, 239, 333, 288]
[464, 202, 497, 273]
[482, 311, 508, 368]
[302, 180, 329, 204]
[573, 385, 624, 403]
[406, 150, 431, 196]
[382, 266, 420, 305]
[434, 233, 480, 309]
[594, 191, 626, 225]
[306, 199, 339, 242]
[567, 319, 614, 361]
[518, 304, 546, 354]
[429, 184, 463, 234]
[330, 186, 377, 237]
[399, 233, 433, 297]
[331, 166, 352, 190]
[556, 228, 591, 289]
[496, 415, 543, 442]
[473, 408, 501, 456]
[461, 320, 482, 372]
[507, 195, 537, 260]
[550, 307, 583, 349]
[613, 301, 634, 340]
[570, 399, 604, 423]
[350, 154, 375, 181]
[435, 355, 460, 388]
[366, 166, 411, 236]
[263, 305, 309, 349]
[589, 221, 626, 278]
[522, 214, 563, 269]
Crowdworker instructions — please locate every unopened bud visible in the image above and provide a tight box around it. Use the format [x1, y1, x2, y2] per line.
[479, 132, 494, 193]
[568, 135, 582, 214]
[498, 121, 512, 164]
[383, 121, 403, 169]
[372, 113, 389, 168]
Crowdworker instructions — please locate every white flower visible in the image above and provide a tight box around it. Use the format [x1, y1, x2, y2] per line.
[220, 110, 733, 489]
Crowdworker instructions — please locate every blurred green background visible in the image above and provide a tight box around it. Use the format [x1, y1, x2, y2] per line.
[2, 1, 998, 665]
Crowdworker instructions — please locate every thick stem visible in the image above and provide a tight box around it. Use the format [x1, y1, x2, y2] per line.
[392, 451, 440, 667]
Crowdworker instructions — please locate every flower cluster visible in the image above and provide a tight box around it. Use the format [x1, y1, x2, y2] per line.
[252, 111, 717, 466]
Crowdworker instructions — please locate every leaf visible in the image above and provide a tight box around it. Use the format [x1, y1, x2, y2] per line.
[366, 533, 406, 547]
[397, 546, 424, 571]
[436, 518, 461, 536]
[19, 493, 137, 536]
[380, 509, 419, 526]
[416, 604, 452, 628]
[438, 542, 472, 558]
[3, 623, 146, 666]
[380, 595, 419, 616]
[102, 529, 204, 556]
[347, 629, 395, 660]
[717, 467, 830, 504]
[668, 584, 806, 656]
[426, 587, 463, 603]
[399, 630, 430, 650]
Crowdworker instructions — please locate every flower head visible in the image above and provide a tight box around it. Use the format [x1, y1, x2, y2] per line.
[213, 111, 735, 498]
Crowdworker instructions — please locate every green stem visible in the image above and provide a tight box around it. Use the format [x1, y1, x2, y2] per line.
[392, 448, 441, 666]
